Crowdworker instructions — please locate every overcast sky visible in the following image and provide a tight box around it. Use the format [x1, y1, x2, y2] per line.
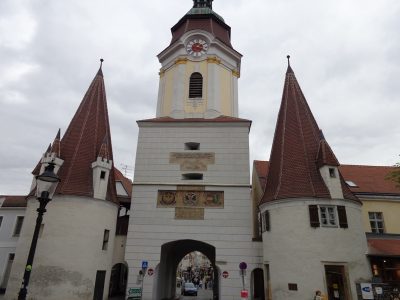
[1, 0, 399, 195]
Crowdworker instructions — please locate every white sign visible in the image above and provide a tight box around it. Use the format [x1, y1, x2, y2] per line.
[360, 283, 374, 300]
[375, 287, 383, 295]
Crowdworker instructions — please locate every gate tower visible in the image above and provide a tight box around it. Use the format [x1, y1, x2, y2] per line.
[125, 1, 262, 299]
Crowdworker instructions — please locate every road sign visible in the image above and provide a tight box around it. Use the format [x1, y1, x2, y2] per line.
[148, 268, 154, 276]
[142, 261, 148, 269]
[241, 289, 249, 299]
[239, 262, 247, 270]
[222, 271, 229, 278]
[128, 287, 141, 297]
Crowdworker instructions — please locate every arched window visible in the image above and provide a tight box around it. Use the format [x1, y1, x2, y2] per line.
[189, 72, 203, 98]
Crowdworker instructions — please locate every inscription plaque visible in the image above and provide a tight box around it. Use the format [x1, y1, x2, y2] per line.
[169, 152, 215, 171]
[175, 207, 204, 220]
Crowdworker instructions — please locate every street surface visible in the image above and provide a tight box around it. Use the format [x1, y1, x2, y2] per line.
[179, 288, 213, 300]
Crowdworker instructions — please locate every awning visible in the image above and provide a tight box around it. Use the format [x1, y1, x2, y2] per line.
[368, 238, 400, 257]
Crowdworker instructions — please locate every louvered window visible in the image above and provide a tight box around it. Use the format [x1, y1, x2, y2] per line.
[189, 72, 203, 98]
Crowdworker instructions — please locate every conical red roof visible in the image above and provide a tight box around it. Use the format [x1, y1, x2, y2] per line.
[260, 64, 358, 204]
[55, 65, 117, 202]
[316, 138, 339, 168]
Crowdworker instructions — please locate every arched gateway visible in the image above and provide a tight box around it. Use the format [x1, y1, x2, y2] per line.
[156, 240, 218, 299]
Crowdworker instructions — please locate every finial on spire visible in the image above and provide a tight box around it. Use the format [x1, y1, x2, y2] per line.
[286, 55, 294, 74]
[97, 59, 104, 77]
[193, 0, 213, 9]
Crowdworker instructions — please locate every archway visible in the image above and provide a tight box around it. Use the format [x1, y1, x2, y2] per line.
[108, 263, 128, 297]
[251, 268, 265, 300]
[156, 239, 219, 300]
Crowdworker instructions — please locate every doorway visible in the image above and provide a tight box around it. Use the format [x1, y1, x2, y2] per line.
[156, 239, 218, 299]
[93, 270, 106, 300]
[252, 268, 265, 300]
[109, 263, 128, 297]
[324, 265, 349, 300]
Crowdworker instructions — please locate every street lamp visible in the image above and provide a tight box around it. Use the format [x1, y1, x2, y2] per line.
[18, 162, 60, 300]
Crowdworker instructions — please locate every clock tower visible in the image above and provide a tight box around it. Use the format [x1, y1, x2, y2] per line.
[156, 0, 242, 119]
[126, 2, 262, 299]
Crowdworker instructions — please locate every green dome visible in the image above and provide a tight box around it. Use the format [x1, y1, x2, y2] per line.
[186, 7, 225, 23]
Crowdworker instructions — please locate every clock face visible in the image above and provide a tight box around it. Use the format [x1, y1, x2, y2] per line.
[186, 39, 209, 57]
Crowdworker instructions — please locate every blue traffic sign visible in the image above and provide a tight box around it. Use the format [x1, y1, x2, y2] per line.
[142, 261, 148, 269]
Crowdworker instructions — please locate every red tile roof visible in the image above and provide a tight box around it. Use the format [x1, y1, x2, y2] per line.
[114, 168, 132, 198]
[255, 161, 400, 196]
[368, 237, 400, 257]
[254, 160, 269, 189]
[170, 12, 232, 48]
[339, 165, 400, 195]
[260, 65, 358, 204]
[0, 196, 27, 207]
[54, 66, 117, 202]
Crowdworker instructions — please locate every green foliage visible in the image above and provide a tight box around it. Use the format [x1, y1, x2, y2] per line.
[386, 158, 400, 188]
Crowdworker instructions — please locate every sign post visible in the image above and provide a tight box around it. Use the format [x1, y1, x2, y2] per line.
[140, 261, 148, 300]
[239, 262, 247, 296]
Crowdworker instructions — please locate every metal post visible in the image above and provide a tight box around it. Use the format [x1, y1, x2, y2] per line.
[139, 268, 146, 300]
[18, 196, 50, 300]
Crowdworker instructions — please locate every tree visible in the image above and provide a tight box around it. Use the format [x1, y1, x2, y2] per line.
[386, 157, 400, 188]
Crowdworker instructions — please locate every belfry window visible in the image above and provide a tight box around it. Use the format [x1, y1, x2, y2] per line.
[189, 72, 203, 98]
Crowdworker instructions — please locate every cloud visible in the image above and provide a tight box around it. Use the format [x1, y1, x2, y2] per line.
[0, 0, 399, 194]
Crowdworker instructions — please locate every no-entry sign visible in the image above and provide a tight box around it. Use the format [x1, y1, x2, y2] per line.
[222, 271, 229, 278]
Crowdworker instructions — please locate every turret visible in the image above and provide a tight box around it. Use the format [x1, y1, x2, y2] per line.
[91, 136, 113, 200]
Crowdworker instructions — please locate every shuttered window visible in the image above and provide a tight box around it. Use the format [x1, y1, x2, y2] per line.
[337, 206, 348, 228]
[189, 72, 203, 98]
[309, 205, 320, 228]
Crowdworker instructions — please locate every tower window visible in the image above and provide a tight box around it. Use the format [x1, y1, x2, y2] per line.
[185, 142, 200, 150]
[189, 72, 203, 98]
[13, 216, 24, 237]
[329, 168, 336, 178]
[102, 229, 110, 250]
[182, 173, 203, 180]
[100, 171, 106, 179]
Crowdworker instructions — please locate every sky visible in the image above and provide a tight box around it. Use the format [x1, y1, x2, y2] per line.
[1, 0, 399, 195]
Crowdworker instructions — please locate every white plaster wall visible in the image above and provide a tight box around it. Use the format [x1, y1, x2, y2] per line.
[0, 208, 25, 289]
[260, 199, 371, 300]
[126, 123, 262, 300]
[112, 235, 127, 266]
[319, 166, 344, 199]
[6, 195, 118, 300]
[134, 123, 251, 185]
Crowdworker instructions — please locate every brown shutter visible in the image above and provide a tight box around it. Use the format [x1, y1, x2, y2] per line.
[265, 211, 270, 231]
[309, 205, 320, 227]
[337, 206, 348, 228]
